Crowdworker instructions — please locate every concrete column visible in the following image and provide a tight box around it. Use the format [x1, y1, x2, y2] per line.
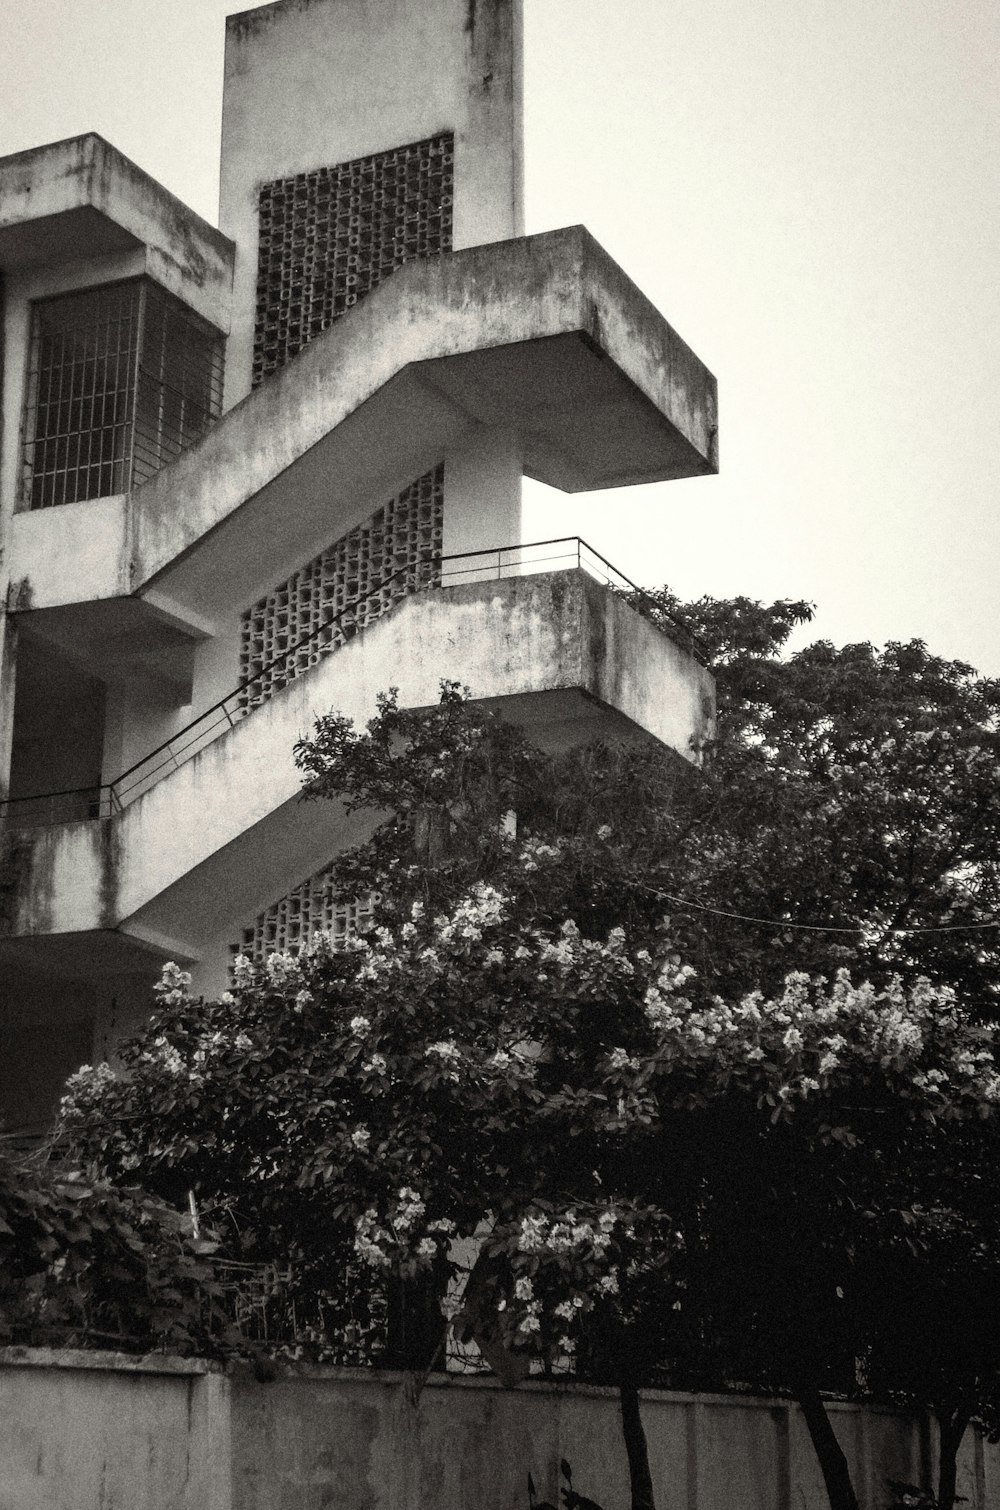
[0, 267, 15, 812]
[189, 949, 232, 1006]
[0, 609, 18, 806]
[186, 1372, 233, 1510]
[774, 1403, 793, 1510]
[441, 427, 522, 585]
[100, 682, 127, 789]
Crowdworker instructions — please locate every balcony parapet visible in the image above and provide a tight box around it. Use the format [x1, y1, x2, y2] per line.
[1, 540, 709, 833]
[0, 565, 714, 966]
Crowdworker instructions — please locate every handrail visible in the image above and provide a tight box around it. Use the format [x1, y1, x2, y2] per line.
[113, 551, 439, 795]
[0, 538, 704, 829]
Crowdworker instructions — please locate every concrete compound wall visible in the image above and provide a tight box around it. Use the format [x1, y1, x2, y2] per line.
[1, 1350, 996, 1510]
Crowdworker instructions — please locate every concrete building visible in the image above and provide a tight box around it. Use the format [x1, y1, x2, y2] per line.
[0, 0, 718, 1136]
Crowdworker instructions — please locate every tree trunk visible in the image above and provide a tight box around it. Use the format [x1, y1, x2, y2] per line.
[619, 1378, 656, 1510]
[796, 1384, 861, 1510]
[384, 1273, 446, 1370]
[937, 1408, 972, 1510]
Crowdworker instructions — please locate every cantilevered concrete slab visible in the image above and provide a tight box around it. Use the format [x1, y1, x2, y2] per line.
[0, 135, 235, 330]
[0, 572, 715, 980]
[8, 225, 717, 634]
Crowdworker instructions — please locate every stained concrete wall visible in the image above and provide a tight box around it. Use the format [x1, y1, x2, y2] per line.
[0, 135, 234, 827]
[1, 1350, 996, 1510]
[219, 0, 524, 407]
[0, 971, 167, 1136]
[0, 1352, 229, 1510]
[442, 429, 522, 566]
[0, 136, 234, 329]
[1, 571, 714, 963]
[7, 227, 717, 633]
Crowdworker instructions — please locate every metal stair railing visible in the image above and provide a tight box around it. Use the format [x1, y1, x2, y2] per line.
[0, 538, 703, 830]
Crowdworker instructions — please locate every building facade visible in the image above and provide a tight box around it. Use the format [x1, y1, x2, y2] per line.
[0, 0, 718, 1135]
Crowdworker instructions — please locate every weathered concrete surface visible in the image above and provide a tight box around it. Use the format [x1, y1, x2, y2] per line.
[119, 225, 716, 624]
[0, 1349, 995, 1510]
[8, 227, 716, 630]
[220, 0, 524, 405]
[0, 1350, 228, 1510]
[8, 495, 131, 609]
[0, 572, 713, 963]
[0, 134, 235, 331]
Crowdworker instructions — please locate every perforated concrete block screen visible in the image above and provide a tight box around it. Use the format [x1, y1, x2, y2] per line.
[238, 464, 444, 711]
[235, 878, 374, 966]
[253, 134, 454, 385]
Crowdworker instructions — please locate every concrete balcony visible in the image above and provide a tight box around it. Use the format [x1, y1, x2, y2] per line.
[0, 570, 714, 979]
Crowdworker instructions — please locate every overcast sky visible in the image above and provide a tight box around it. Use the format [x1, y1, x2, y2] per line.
[1, 0, 997, 671]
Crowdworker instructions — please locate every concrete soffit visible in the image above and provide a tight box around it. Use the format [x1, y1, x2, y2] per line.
[128, 224, 719, 621]
[0, 134, 235, 330]
[0, 572, 715, 966]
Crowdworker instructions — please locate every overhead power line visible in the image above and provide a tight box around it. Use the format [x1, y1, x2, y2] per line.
[655, 890, 1000, 938]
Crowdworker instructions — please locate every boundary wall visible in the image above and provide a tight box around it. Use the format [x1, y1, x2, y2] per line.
[1, 1348, 997, 1510]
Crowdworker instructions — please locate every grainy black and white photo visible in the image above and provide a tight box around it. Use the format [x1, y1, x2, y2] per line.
[0, 4, 997, 1507]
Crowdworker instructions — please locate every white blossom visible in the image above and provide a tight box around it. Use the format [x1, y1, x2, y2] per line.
[517, 1215, 548, 1252]
[394, 1188, 426, 1231]
[427, 1218, 455, 1235]
[265, 951, 299, 986]
[155, 961, 192, 1007]
[354, 1210, 392, 1269]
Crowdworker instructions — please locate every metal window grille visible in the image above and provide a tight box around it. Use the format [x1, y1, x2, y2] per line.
[233, 875, 374, 967]
[132, 281, 225, 484]
[21, 278, 223, 509]
[253, 133, 454, 386]
[238, 463, 444, 712]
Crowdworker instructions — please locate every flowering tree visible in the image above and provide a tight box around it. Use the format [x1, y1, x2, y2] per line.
[61, 880, 1000, 1510]
[0, 1144, 221, 1353]
[633, 592, 1000, 1008]
[57, 586, 1000, 1510]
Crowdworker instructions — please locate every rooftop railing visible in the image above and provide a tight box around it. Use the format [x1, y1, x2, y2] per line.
[1, 537, 703, 831]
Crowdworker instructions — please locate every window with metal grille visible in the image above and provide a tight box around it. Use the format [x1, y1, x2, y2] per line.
[253, 133, 454, 386]
[21, 278, 224, 510]
[132, 282, 225, 485]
